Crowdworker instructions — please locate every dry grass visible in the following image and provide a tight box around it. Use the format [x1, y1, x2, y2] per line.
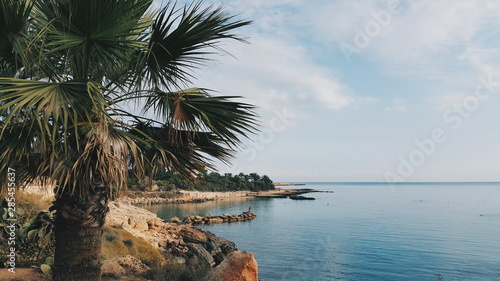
[102, 226, 164, 267]
[15, 191, 53, 224]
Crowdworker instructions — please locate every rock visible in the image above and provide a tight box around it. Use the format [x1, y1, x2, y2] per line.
[40, 264, 52, 275]
[102, 255, 150, 278]
[187, 243, 216, 267]
[101, 259, 126, 277]
[106, 202, 158, 234]
[183, 215, 193, 224]
[169, 216, 182, 224]
[289, 195, 315, 200]
[221, 241, 238, 255]
[172, 256, 186, 265]
[210, 238, 238, 265]
[208, 217, 224, 224]
[208, 251, 258, 281]
[179, 226, 209, 244]
[129, 216, 149, 232]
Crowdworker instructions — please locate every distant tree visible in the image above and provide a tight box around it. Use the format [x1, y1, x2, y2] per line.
[141, 171, 275, 191]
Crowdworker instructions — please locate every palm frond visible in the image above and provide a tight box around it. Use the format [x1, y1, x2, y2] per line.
[0, 119, 50, 187]
[142, 88, 258, 147]
[28, 0, 152, 82]
[137, 1, 251, 90]
[56, 121, 143, 198]
[0, 0, 33, 76]
[0, 78, 109, 150]
[129, 121, 232, 179]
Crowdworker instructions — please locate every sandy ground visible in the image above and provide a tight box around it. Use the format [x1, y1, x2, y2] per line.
[0, 268, 50, 281]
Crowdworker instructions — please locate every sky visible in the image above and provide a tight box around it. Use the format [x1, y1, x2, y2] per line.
[155, 0, 500, 183]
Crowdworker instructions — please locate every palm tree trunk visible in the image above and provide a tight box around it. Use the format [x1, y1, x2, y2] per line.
[52, 185, 109, 281]
[53, 220, 103, 281]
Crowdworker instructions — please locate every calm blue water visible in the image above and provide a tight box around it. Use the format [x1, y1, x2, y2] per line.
[144, 183, 500, 281]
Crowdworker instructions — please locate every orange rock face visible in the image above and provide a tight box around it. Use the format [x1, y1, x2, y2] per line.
[208, 251, 258, 281]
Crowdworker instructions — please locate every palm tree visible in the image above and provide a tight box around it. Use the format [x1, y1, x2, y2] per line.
[0, 0, 256, 280]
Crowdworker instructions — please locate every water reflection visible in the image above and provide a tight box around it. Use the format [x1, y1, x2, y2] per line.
[142, 197, 258, 220]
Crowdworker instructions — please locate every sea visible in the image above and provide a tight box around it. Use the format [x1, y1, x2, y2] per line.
[144, 182, 500, 281]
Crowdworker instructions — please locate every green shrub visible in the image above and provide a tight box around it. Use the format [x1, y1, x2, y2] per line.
[0, 194, 55, 268]
[123, 239, 134, 247]
[156, 260, 210, 281]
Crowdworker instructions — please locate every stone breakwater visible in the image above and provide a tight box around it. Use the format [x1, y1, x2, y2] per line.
[169, 211, 257, 225]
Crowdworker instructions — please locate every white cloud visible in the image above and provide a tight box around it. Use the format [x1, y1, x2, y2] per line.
[194, 34, 355, 117]
[429, 93, 468, 111]
[159, 0, 500, 110]
[459, 47, 500, 77]
[354, 1, 496, 59]
[301, 0, 500, 79]
[384, 99, 407, 112]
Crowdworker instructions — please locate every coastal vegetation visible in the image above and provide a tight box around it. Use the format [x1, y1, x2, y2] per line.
[0, 192, 54, 268]
[0, 192, 232, 280]
[130, 171, 275, 192]
[0, 0, 256, 280]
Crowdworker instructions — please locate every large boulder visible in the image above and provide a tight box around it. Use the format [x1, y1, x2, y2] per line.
[106, 202, 162, 235]
[187, 243, 216, 267]
[207, 251, 258, 281]
[207, 237, 238, 265]
[101, 255, 150, 278]
[179, 225, 210, 244]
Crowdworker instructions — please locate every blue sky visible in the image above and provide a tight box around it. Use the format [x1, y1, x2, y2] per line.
[157, 0, 500, 182]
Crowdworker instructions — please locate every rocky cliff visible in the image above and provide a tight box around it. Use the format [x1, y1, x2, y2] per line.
[105, 201, 258, 280]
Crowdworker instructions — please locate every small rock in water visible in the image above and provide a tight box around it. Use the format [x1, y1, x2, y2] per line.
[289, 195, 315, 200]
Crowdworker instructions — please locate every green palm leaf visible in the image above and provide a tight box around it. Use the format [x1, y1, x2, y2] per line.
[0, 0, 33, 76]
[146, 88, 258, 147]
[0, 0, 257, 196]
[0, 78, 107, 149]
[139, 1, 251, 90]
[129, 120, 236, 178]
[28, 0, 152, 82]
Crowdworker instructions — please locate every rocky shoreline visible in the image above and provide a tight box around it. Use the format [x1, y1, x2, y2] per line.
[105, 201, 258, 280]
[120, 188, 316, 205]
[102, 188, 318, 279]
[0, 200, 259, 281]
[11, 187, 320, 280]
